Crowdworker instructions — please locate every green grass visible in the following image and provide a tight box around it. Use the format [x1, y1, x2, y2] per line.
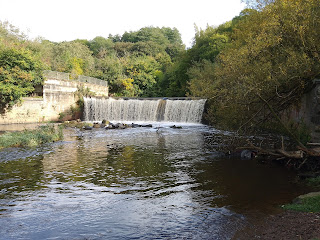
[0, 124, 63, 149]
[282, 195, 320, 213]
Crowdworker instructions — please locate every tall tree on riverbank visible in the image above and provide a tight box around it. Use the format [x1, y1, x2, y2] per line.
[164, 22, 234, 97]
[189, 0, 320, 134]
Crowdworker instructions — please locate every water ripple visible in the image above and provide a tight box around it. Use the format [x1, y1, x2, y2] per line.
[0, 126, 309, 240]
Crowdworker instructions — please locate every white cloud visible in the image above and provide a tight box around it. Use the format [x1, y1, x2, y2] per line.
[0, 0, 245, 47]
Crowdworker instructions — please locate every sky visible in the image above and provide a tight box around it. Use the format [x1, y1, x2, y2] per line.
[0, 0, 246, 47]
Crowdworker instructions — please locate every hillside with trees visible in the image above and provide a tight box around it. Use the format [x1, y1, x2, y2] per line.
[1, 0, 319, 138]
[0, 23, 185, 108]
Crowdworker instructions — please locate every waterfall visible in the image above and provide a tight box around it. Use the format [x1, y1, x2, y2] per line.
[84, 97, 206, 123]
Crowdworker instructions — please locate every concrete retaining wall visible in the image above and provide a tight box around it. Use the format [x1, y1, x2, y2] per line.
[0, 73, 108, 124]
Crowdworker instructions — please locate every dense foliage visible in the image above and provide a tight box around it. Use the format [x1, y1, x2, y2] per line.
[0, 22, 45, 111]
[188, 0, 320, 133]
[1, 0, 319, 136]
[0, 24, 185, 112]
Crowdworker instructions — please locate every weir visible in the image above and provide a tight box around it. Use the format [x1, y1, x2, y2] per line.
[84, 97, 206, 123]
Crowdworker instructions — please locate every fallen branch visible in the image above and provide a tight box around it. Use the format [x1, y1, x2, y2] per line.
[275, 149, 304, 159]
[237, 142, 282, 157]
[307, 143, 320, 146]
[297, 146, 320, 157]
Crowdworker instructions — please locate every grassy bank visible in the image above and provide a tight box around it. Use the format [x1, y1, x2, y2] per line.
[0, 124, 63, 149]
[282, 177, 320, 213]
[282, 194, 320, 213]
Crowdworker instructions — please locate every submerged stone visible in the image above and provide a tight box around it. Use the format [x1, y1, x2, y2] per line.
[141, 124, 152, 127]
[170, 125, 182, 129]
[83, 126, 93, 130]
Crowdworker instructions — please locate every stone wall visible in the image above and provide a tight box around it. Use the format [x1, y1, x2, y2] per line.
[283, 79, 320, 140]
[0, 72, 108, 124]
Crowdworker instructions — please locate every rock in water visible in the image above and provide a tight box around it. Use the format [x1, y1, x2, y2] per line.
[240, 150, 255, 159]
[83, 126, 93, 130]
[170, 125, 182, 129]
[102, 119, 109, 125]
[141, 124, 152, 127]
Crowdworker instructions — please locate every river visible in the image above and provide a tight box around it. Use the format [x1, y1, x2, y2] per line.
[0, 124, 309, 239]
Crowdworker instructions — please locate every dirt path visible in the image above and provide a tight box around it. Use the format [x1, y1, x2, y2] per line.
[234, 210, 320, 240]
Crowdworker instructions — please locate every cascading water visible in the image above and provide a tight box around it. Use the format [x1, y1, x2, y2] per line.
[84, 97, 206, 123]
[164, 100, 205, 123]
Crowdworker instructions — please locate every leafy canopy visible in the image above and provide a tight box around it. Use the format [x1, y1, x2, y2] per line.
[188, 0, 320, 133]
[0, 47, 44, 110]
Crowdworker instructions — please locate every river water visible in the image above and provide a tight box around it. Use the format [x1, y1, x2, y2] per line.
[0, 124, 309, 239]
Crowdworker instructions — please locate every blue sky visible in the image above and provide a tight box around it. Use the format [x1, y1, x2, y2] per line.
[0, 0, 245, 47]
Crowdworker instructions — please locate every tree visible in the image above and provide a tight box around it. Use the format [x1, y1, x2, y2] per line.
[88, 36, 114, 57]
[0, 47, 44, 111]
[122, 27, 169, 46]
[104, 26, 184, 97]
[124, 55, 162, 97]
[93, 54, 126, 94]
[187, 60, 216, 98]
[189, 24, 231, 62]
[161, 27, 183, 45]
[113, 42, 134, 58]
[0, 20, 27, 45]
[130, 41, 165, 56]
[190, 0, 320, 132]
[50, 41, 94, 76]
[1, 20, 187, 99]
[164, 23, 232, 97]
[163, 52, 191, 97]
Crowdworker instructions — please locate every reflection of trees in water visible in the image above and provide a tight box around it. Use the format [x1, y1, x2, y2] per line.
[189, 153, 308, 214]
[0, 155, 44, 196]
[0, 127, 306, 222]
[0, 127, 207, 198]
[40, 130, 174, 188]
[0, 127, 312, 240]
[40, 128, 207, 194]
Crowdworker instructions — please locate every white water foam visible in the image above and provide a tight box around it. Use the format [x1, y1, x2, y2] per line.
[84, 97, 206, 123]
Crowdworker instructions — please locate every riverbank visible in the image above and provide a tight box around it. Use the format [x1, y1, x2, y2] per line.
[0, 124, 63, 149]
[234, 180, 320, 239]
[235, 210, 320, 239]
